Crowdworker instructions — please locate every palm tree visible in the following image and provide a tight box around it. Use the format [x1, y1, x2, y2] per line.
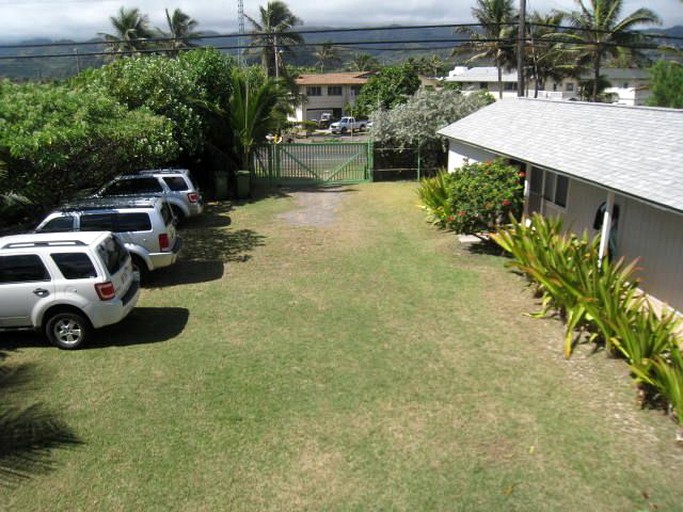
[455, 0, 517, 99]
[245, 1, 303, 78]
[98, 7, 154, 58]
[313, 42, 341, 73]
[345, 53, 380, 72]
[157, 8, 201, 57]
[560, 0, 661, 102]
[526, 11, 578, 97]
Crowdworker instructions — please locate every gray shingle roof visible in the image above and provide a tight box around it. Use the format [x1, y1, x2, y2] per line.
[437, 98, 683, 213]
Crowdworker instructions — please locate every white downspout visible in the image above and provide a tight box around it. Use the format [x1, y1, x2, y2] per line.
[523, 163, 531, 216]
[598, 191, 615, 266]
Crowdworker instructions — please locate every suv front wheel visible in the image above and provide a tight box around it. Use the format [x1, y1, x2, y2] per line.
[45, 311, 92, 349]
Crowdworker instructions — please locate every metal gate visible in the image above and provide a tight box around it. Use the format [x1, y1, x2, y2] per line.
[252, 142, 373, 187]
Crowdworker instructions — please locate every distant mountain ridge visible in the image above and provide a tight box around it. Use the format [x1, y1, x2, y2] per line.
[1, 24, 681, 81]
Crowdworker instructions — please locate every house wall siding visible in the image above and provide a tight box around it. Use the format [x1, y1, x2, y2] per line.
[545, 178, 683, 312]
[447, 140, 497, 171]
[618, 198, 683, 312]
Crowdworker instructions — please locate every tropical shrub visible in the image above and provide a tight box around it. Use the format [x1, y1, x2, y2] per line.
[418, 159, 523, 235]
[0, 80, 177, 207]
[416, 170, 455, 226]
[492, 213, 683, 437]
[446, 159, 524, 235]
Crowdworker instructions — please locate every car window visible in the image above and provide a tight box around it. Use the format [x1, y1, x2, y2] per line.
[116, 213, 152, 232]
[38, 216, 75, 233]
[160, 202, 174, 226]
[51, 252, 97, 279]
[0, 254, 50, 283]
[162, 177, 189, 191]
[80, 214, 116, 231]
[96, 235, 129, 275]
[103, 178, 163, 195]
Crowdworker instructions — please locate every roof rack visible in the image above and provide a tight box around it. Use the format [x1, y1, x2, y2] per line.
[2, 240, 87, 249]
[135, 168, 189, 175]
[58, 197, 160, 211]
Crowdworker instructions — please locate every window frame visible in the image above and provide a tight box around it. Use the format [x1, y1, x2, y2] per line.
[306, 86, 322, 97]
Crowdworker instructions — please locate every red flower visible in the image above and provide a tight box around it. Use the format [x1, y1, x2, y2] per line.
[447, 215, 456, 222]
[458, 210, 467, 216]
[502, 199, 511, 206]
[518, 171, 526, 178]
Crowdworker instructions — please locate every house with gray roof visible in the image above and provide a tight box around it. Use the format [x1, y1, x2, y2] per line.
[437, 98, 683, 311]
[444, 66, 652, 105]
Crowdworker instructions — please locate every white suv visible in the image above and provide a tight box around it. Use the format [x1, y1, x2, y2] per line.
[93, 169, 204, 223]
[0, 231, 140, 349]
[35, 197, 182, 282]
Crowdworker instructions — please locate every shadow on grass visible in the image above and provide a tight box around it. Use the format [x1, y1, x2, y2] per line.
[92, 307, 189, 348]
[0, 352, 82, 486]
[179, 228, 267, 264]
[465, 237, 509, 257]
[0, 307, 189, 350]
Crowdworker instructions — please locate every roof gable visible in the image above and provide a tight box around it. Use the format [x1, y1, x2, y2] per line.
[438, 98, 683, 213]
[295, 72, 374, 86]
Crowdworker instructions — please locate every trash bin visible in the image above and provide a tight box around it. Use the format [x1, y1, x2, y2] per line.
[214, 170, 229, 200]
[236, 170, 251, 199]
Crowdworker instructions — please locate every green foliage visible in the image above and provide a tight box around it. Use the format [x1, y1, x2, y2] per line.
[431, 159, 524, 235]
[647, 60, 683, 108]
[352, 63, 421, 117]
[0, 80, 177, 206]
[492, 213, 683, 431]
[416, 171, 455, 226]
[372, 89, 494, 150]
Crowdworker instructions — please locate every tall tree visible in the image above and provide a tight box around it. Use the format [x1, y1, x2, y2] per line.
[245, 1, 303, 78]
[454, 0, 517, 99]
[560, 0, 661, 102]
[526, 11, 577, 96]
[98, 7, 154, 58]
[345, 53, 380, 72]
[157, 8, 201, 57]
[647, 60, 683, 108]
[313, 42, 341, 73]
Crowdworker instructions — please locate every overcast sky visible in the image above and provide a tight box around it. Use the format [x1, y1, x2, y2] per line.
[0, 0, 680, 42]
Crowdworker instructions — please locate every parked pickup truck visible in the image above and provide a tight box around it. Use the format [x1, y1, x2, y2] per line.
[330, 117, 367, 134]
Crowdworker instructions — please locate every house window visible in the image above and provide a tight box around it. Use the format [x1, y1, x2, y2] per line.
[306, 86, 322, 96]
[327, 86, 342, 96]
[622, 82, 629, 89]
[565, 82, 575, 92]
[504, 82, 515, 91]
[542, 170, 569, 207]
[351, 85, 362, 96]
[479, 82, 488, 90]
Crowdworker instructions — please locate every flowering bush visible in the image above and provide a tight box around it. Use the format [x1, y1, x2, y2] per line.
[418, 159, 524, 235]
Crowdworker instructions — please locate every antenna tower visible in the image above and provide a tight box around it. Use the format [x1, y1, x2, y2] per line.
[237, 0, 245, 66]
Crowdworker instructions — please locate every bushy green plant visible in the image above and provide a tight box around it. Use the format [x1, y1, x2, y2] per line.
[444, 159, 524, 235]
[416, 171, 455, 226]
[492, 213, 683, 436]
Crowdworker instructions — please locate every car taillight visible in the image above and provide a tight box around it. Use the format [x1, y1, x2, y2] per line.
[187, 192, 199, 203]
[159, 233, 170, 251]
[95, 282, 116, 301]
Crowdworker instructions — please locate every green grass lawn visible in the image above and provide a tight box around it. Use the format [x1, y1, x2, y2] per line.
[2, 182, 683, 511]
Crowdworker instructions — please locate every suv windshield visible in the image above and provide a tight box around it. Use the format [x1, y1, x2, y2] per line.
[96, 235, 129, 275]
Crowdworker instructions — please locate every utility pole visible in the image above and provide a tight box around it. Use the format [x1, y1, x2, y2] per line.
[274, 34, 279, 79]
[517, 0, 526, 97]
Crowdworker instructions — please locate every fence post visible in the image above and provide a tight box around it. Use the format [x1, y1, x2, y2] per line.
[417, 143, 421, 181]
[367, 140, 374, 182]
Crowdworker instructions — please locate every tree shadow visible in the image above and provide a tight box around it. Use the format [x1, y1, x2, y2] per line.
[179, 228, 266, 264]
[0, 352, 82, 486]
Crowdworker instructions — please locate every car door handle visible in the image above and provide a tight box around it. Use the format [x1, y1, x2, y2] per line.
[33, 288, 50, 297]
